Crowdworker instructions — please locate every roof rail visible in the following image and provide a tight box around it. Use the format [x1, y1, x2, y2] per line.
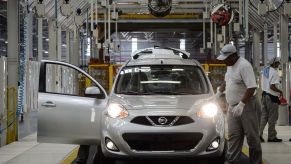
[131, 47, 190, 60]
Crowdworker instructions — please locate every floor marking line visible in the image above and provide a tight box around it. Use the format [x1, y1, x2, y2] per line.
[61, 147, 79, 164]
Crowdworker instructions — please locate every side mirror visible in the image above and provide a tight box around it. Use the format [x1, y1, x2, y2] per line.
[85, 86, 101, 97]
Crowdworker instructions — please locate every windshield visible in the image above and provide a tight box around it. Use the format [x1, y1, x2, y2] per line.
[115, 65, 209, 95]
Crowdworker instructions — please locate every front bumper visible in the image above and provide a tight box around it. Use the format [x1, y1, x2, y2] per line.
[101, 113, 225, 159]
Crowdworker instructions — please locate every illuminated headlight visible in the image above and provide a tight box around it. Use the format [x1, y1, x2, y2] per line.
[207, 138, 220, 151]
[197, 103, 218, 118]
[105, 138, 119, 151]
[107, 103, 129, 119]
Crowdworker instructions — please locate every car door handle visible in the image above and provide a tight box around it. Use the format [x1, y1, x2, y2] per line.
[41, 101, 56, 108]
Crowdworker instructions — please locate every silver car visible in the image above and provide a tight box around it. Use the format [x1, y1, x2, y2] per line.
[37, 47, 225, 164]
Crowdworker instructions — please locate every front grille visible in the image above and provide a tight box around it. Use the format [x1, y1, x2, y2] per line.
[131, 116, 194, 126]
[123, 133, 203, 151]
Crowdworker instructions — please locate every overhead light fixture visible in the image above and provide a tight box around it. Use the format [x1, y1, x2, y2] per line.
[148, 0, 172, 17]
[74, 8, 83, 27]
[60, 0, 73, 17]
[35, 0, 45, 18]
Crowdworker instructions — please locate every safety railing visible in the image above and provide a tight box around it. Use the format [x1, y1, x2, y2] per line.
[6, 87, 17, 144]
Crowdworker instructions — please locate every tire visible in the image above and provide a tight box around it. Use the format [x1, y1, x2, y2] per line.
[93, 146, 115, 164]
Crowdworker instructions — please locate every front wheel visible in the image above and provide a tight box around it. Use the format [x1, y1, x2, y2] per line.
[93, 146, 115, 164]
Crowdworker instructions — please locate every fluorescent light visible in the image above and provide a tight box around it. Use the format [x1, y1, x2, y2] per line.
[172, 68, 184, 71]
[180, 39, 185, 50]
[132, 38, 138, 52]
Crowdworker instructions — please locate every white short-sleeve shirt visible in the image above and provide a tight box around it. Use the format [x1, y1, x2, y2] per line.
[225, 57, 257, 106]
[261, 67, 280, 97]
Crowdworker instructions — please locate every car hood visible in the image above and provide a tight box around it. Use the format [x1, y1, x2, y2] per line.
[109, 94, 214, 112]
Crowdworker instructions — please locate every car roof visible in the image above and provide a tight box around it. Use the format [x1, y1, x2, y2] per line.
[127, 58, 200, 66]
[127, 47, 200, 66]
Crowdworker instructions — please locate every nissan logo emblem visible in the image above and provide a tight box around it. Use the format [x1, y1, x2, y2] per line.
[158, 117, 168, 125]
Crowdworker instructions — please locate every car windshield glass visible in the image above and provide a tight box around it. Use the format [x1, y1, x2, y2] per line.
[115, 65, 209, 95]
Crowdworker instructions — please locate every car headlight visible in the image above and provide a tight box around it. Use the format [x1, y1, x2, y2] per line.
[197, 103, 218, 118]
[107, 103, 129, 119]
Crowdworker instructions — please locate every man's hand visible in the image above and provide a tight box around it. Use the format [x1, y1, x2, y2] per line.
[232, 101, 245, 117]
[279, 91, 283, 97]
[214, 87, 223, 100]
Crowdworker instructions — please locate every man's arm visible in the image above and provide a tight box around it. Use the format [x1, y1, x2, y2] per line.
[241, 87, 256, 104]
[269, 70, 282, 96]
[270, 84, 283, 96]
[218, 81, 226, 93]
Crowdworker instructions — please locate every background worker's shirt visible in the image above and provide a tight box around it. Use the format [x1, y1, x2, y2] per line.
[261, 67, 280, 97]
[225, 57, 257, 106]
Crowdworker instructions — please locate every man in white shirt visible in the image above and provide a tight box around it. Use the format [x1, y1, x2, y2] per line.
[259, 57, 282, 142]
[216, 44, 262, 164]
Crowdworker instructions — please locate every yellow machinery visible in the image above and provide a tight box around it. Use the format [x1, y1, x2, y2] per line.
[86, 64, 122, 93]
[202, 64, 226, 90]
[6, 87, 17, 144]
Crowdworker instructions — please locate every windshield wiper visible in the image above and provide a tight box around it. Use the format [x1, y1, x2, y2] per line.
[118, 91, 140, 95]
[151, 91, 190, 95]
[118, 91, 155, 95]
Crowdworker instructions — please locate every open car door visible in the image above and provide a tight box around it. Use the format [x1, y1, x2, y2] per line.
[37, 60, 108, 145]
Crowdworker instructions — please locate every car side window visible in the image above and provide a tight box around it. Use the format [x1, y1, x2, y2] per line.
[45, 64, 98, 97]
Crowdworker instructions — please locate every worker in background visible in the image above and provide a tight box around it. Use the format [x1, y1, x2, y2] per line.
[259, 57, 283, 142]
[216, 44, 262, 164]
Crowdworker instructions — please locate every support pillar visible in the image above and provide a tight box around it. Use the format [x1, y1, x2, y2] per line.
[278, 14, 289, 125]
[253, 31, 260, 78]
[7, 0, 19, 143]
[66, 31, 71, 63]
[38, 18, 43, 61]
[274, 23, 278, 57]
[57, 27, 62, 61]
[48, 20, 57, 60]
[0, 57, 7, 146]
[72, 28, 80, 66]
[263, 25, 268, 65]
[48, 20, 57, 93]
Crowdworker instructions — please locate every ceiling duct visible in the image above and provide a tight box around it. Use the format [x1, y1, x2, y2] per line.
[148, 0, 172, 17]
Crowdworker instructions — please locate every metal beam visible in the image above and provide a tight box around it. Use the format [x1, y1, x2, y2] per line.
[278, 13, 289, 125]
[66, 31, 71, 63]
[253, 30, 260, 77]
[38, 18, 43, 61]
[72, 27, 80, 66]
[95, 19, 206, 23]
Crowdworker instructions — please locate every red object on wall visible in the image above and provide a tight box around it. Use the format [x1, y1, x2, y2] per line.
[210, 4, 233, 26]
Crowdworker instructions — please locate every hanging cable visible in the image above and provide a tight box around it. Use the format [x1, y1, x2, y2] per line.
[17, 1, 29, 119]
